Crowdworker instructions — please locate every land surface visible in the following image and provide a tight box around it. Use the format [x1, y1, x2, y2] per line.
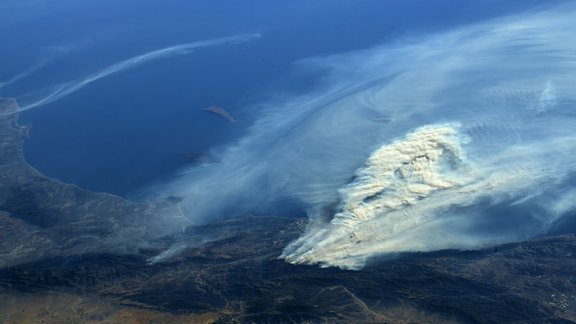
[1, 97, 576, 323]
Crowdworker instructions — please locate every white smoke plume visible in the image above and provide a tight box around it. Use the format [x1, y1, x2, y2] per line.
[282, 124, 576, 268]
[153, 3, 576, 269]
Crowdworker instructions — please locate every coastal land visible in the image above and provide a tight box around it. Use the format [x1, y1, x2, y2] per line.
[1, 97, 576, 323]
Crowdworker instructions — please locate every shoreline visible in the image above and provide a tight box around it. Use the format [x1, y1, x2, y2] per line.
[0, 97, 189, 268]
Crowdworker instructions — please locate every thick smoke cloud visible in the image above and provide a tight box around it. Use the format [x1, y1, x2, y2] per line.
[158, 4, 576, 269]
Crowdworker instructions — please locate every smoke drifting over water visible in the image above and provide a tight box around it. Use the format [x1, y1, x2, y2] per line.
[3, 34, 260, 115]
[0, 61, 47, 93]
[0, 43, 78, 94]
[158, 4, 576, 269]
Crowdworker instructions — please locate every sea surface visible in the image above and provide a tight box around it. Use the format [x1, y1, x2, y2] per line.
[1, 0, 543, 197]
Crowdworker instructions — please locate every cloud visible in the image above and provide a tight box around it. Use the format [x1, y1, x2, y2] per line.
[150, 4, 576, 269]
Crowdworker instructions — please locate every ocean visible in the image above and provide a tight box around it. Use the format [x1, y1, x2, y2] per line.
[1, 0, 542, 197]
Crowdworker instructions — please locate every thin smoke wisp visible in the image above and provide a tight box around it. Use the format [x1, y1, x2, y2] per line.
[4, 33, 260, 115]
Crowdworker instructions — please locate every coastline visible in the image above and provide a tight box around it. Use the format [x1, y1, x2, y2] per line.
[0, 97, 188, 268]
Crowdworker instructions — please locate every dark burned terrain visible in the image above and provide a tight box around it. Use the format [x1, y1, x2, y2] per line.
[1, 97, 576, 323]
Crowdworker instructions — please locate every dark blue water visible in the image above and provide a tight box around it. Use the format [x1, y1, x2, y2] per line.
[0, 0, 544, 197]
